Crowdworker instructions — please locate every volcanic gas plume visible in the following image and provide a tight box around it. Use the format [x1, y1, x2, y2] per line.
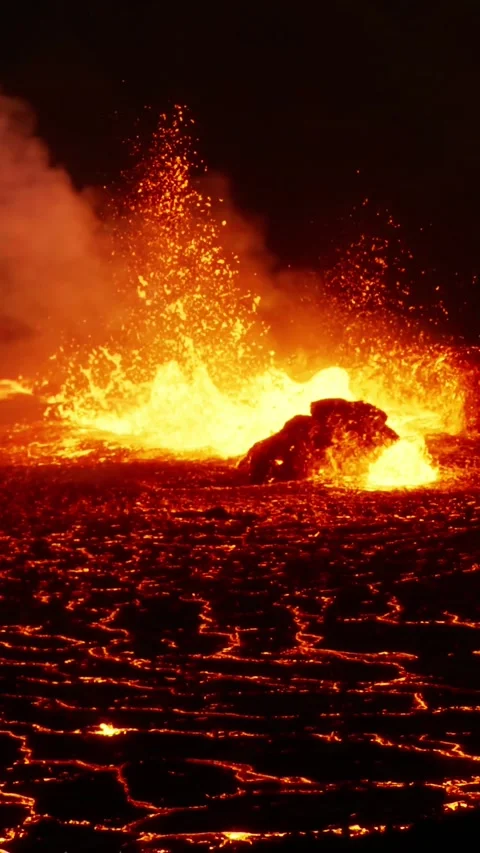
[0, 94, 114, 379]
[0, 100, 468, 486]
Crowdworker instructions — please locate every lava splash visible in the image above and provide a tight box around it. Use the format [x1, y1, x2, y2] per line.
[0, 108, 468, 487]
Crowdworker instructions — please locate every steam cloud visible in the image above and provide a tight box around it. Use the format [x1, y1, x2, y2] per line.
[0, 93, 111, 377]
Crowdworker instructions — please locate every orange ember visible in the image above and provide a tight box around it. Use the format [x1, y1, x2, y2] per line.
[95, 723, 125, 737]
[1, 107, 469, 486]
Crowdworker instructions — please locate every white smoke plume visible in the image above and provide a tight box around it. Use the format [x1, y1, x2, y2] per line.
[0, 93, 112, 378]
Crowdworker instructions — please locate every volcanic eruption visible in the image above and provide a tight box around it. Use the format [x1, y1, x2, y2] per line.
[239, 398, 399, 484]
[0, 102, 468, 486]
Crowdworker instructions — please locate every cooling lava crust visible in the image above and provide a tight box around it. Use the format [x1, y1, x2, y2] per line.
[239, 397, 398, 484]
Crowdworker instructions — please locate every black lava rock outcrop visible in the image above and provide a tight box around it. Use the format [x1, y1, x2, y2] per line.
[239, 397, 398, 484]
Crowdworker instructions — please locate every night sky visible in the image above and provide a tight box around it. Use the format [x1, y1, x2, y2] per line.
[1, 1, 480, 337]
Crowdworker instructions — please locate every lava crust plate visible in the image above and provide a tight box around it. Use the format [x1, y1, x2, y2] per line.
[0, 446, 479, 852]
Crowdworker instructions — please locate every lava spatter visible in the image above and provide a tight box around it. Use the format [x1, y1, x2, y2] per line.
[0, 108, 469, 488]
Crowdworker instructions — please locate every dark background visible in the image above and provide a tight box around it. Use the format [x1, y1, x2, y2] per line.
[1, 0, 479, 338]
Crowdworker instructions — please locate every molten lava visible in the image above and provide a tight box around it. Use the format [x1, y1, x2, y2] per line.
[52, 362, 354, 459]
[0, 107, 469, 487]
[0, 379, 33, 400]
[367, 437, 438, 489]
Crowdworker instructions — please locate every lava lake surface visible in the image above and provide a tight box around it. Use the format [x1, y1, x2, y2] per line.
[0, 449, 479, 852]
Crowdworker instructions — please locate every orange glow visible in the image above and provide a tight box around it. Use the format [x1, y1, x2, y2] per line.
[367, 436, 438, 489]
[220, 832, 289, 847]
[95, 722, 123, 737]
[51, 363, 354, 458]
[222, 832, 255, 845]
[444, 801, 470, 812]
[1, 107, 468, 487]
[0, 378, 33, 400]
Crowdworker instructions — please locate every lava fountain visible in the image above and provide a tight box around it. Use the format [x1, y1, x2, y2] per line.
[1, 107, 468, 486]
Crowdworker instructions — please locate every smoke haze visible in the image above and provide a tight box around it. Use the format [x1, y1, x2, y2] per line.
[0, 93, 112, 377]
[0, 95, 447, 397]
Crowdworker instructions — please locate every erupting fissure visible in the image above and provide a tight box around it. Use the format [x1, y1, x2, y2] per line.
[1, 107, 468, 487]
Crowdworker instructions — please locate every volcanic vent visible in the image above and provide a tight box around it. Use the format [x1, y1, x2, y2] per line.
[0, 103, 467, 486]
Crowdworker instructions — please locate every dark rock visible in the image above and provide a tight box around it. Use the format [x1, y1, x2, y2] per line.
[202, 506, 231, 519]
[239, 398, 398, 484]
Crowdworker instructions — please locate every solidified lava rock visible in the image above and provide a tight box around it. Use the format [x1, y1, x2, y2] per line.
[239, 397, 398, 484]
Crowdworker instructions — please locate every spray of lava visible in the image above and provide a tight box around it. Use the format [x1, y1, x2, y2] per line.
[2, 106, 468, 486]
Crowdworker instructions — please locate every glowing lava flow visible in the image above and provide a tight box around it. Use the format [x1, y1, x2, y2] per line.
[0, 379, 33, 400]
[52, 363, 353, 458]
[367, 436, 438, 489]
[44, 109, 356, 460]
[1, 107, 466, 486]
